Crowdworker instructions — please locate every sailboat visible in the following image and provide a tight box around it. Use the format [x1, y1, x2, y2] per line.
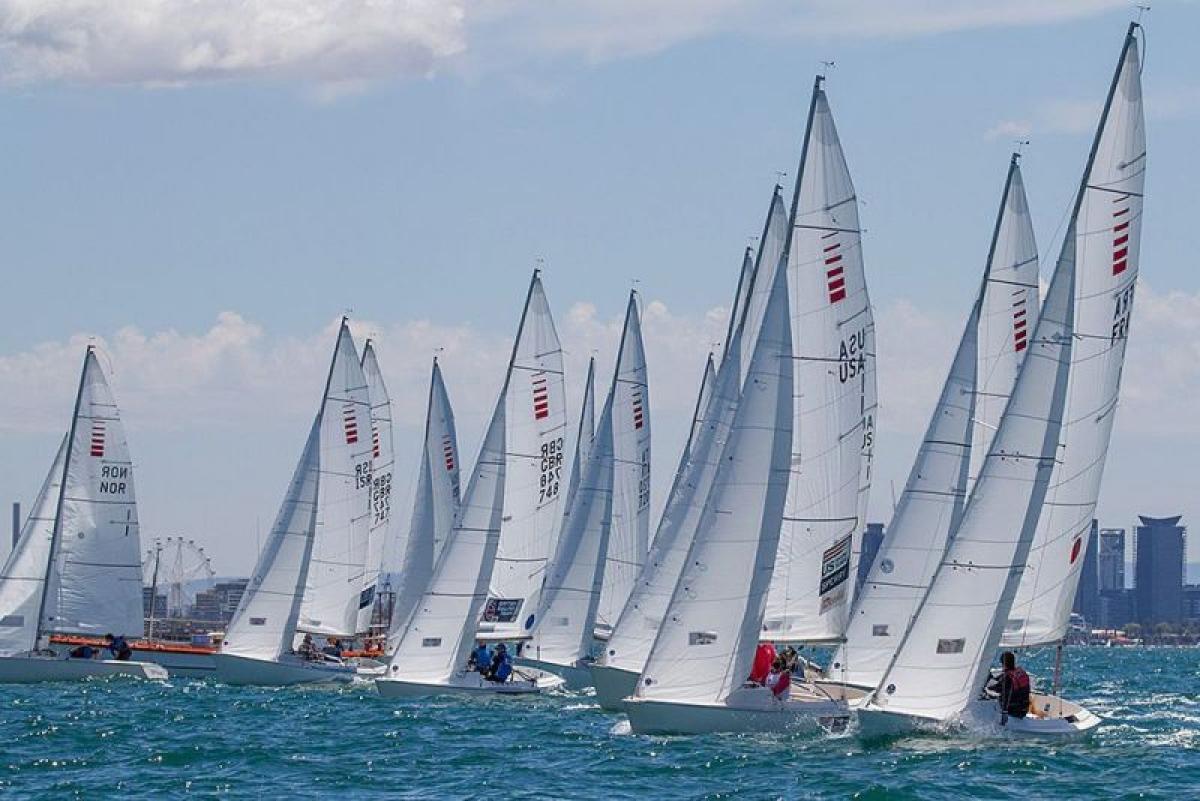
[1002, 24, 1146, 673]
[762, 75, 876, 646]
[382, 357, 461, 655]
[855, 158, 1085, 738]
[826, 154, 1037, 695]
[376, 379, 564, 697]
[625, 248, 841, 734]
[477, 271, 568, 643]
[591, 186, 785, 710]
[594, 293, 652, 640]
[354, 340, 396, 645]
[213, 319, 373, 685]
[0, 347, 166, 682]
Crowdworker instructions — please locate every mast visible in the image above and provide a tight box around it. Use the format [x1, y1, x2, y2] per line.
[147, 540, 162, 640]
[33, 347, 91, 648]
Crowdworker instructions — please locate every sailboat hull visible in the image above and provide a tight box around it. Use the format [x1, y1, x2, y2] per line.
[625, 686, 849, 735]
[514, 656, 593, 690]
[590, 664, 639, 711]
[856, 694, 1101, 740]
[212, 653, 356, 686]
[48, 637, 216, 678]
[376, 668, 564, 698]
[0, 655, 168, 683]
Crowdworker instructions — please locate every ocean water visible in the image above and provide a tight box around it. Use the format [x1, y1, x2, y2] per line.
[0, 646, 1196, 799]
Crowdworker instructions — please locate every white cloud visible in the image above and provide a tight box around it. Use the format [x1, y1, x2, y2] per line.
[984, 118, 1033, 142]
[0, 0, 1128, 91]
[0, 0, 466, 89]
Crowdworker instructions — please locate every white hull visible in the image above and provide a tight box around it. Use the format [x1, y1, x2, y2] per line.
[376, 667, 564, 699]
[0, 654, 168, 683]
[856, 694, 1101, 740]
[625, 686, 850, 735]
[48, 641, 216, 678]
[515, 656, 593, 690]
[591, 664, 639, 711]
[212, 653, 357, 686]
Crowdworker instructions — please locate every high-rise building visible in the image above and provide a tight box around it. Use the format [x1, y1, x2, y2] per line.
[1073, 520, 1100, 621]
[1135, 515, 1186, 626]
[1098, 528, 1126, 591]
[857, 522, 885, 591]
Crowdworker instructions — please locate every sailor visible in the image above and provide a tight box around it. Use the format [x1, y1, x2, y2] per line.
[765, 656, 791, 699]
[298, 633, 318, 660]
[468, 641, 491, 673]
[987, 651, 1032, 722]
[322, 637, 344, 659]
[486, 643, 512, 683]
[68, 643, 98, 660]
[104, 633, 133, 661]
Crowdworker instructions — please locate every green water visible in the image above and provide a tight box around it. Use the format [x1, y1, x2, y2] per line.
[0, 646, 1195, 799]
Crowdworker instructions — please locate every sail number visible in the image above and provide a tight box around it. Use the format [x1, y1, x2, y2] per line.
[372, 469, 392, 525]
[638, 447, 650, 511]
[1112, 284, 1135, 343]
[354, 460, 372, 490]
[838, 327, 868, 384]
[539, 437, 564, 505]
[99, 464, 129, 495]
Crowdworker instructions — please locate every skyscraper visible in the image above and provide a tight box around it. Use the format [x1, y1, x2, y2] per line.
[1074, 520, 1100, 622]
[1135, 515, 1186, 626]
[1098, 528, 1126, 591]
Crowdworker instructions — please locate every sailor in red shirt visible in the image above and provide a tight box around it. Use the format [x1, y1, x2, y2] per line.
[748, 642, 776, 685]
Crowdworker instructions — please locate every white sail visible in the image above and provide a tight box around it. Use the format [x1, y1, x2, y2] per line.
[970, 157, 1040, 490]
[386, 358, 461, 649]
[736, 185, 790, 384]
[223, 420, 321, 660]
[764, 79, 875, 642]
[526, 396, 615, 666]
[864, 223, 1076, 722]
[597, 292, 651, 630]
[298, 320, 374, 637]
[660, 354, 716, 533]
[388, 390, 507, 683]
[637, 259, 793, 704]
[602, 339, 741, 676]
[484, 271, 567, 638]
[832, 295, 979, 689]
[723, 248, 755, 365]
[563, 357, 596, 517]
[1004, 26, 1146, 647]
[0, 436, 67, 655]
[43, 350, 144, 639]
[357, 340, 395, 633]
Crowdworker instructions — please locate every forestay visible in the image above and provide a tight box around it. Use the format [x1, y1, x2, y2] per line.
[526, 395, 615, 667]
[388, 391, 507, 683]
[0, 436, 66, 655]
[223, 420, 322, 660]
[357, 340, 395, 633]
[1004, 25, 1146, 648]
[637, 259, 793, 705]
[43, 350, 144, 640]
[597, 293, 651, 630]
[764, 79, 876, 642]
[971, 157, 1040, 491]
[864, 221, 1076, 722]
[298, 320, 374, 637]
[387, 359, 461, 649]
[485, 272, 567, 639]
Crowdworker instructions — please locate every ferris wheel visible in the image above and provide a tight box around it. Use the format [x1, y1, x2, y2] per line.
[143, 536, 216, 618]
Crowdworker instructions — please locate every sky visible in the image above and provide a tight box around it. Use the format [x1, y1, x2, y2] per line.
[1, 1, 1198, 576]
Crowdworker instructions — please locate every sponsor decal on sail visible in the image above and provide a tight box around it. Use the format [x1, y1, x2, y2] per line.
[819, 534, 852, 613]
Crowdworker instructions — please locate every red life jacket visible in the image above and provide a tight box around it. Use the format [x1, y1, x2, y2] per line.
[749, 643, 776, 684]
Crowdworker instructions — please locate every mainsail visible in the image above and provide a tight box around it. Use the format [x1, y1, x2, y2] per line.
[298, 320, 374, 638]
[386, 358, 461, 649]
[596, 292, 651, 631]
[734, 185, 789, 384]
[42, 349, 144, 639]
[0, 436, 66, 655]
[525, 395, 615, 667]
[764, 77, 876, 642]
[388, 390, 507, 683]
[357, 340, 395, 633]
[637, 257, 793, 704]
[863, 212, 1076, 723]
[1004, 24, 1146, 647]
[483, 271, 567, 639]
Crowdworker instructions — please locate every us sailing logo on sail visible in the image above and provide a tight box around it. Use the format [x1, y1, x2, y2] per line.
[819, 534, 852, 613]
